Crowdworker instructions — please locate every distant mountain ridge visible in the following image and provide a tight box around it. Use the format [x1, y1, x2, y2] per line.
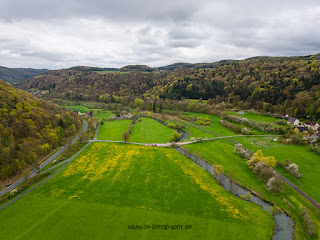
[0, 66, 48, 84]
[18, 53, 320, 120]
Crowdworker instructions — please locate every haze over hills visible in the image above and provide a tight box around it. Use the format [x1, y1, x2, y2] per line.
[0, 66, 48, 84]
[18, 53, 320, 120]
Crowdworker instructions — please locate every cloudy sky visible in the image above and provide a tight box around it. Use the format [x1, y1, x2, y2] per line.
[0, 0, 319, 69]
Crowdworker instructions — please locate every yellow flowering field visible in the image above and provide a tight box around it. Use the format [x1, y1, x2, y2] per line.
[0, 142, 274, 239]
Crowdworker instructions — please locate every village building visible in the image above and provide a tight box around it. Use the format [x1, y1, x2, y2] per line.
[297, 126, 308, 134]
[287, 117, 300, 126]
[304, 121, 320, 131]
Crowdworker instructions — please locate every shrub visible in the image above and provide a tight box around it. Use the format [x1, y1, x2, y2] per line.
[247, 150, 276, 168]
[285, 163, 302, 179]
[171, 131, 181, 141]
[309, 143, 320, 155]
[301, 208, 316, 238]
[252, 161, 266, 175]
[283, 159, 292, 168]
[259, 167, 275, 182]
[267, 176, 285, 193]
[196, 117, 211, 126]
[167, 123, 176, 129]
[241, 127, 254, 135]
[234, 144, 251, 160]
[122, 130, 130, 143]
[220, 120, 242, 134]
[290, 133, 308, 145]
[190, 137, 196, 141]
[239, 192, 252, 201]
[275, 119, 287, 125]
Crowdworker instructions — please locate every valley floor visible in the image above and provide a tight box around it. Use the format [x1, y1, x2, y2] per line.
[0, 143, 273, 239]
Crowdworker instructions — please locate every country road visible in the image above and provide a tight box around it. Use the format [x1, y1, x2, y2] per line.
[0, 120, 88, 198]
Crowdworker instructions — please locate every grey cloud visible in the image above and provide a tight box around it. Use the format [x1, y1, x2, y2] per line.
[0, 0, 320, 68]
[0, 0, 202, 23]
[167, 39, 200, 48]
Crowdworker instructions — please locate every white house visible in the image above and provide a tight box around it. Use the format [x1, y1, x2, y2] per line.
[305, 122, 320, 131]
[288, 117, 300, 126]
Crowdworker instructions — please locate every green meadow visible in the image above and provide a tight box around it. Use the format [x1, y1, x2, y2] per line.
[233, 136, 320, 204]
[184, 125, 217, 141]
[229, 111, 279, 123]
[183, 140, 320, 238]
[97, 120, 131, 141]
[185, 113, 236, 136]
[183, 99, 208, 103]
[0, 143, 273, 240]
[130, 118, 175, 143]
[61, 105, 113, 120]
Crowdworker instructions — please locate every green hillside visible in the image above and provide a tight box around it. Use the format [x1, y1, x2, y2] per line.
[18, 54, 320, 120]
[0, 80, 82, 181]
[0, 66, 47, 84]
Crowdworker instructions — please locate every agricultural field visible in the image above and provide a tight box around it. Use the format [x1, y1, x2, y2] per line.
[182, 99, 208, 104]
[184, 125, 217, 141]
[61, 105, 113, 120]
[183, 140, 320, 238]
[130, 118, 175, 143]
[185, 113, 236, 136]
[60, 105, 90, 113]
[97, 120, 131, 141]
[233, 136, 320, 204]
[225, 120, 279, 135]
[0, 143, 273, 240]
[229, 111, 280, 124]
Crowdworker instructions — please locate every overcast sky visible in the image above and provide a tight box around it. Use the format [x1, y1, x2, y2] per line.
[0, 0, 319, 69]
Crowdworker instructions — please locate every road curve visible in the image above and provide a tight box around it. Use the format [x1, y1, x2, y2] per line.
[0, 120, 88, 198]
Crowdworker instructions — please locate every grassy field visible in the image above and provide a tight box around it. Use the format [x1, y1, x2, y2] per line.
[183, 140, 320, 238]
[61, 105, 113, 120]
[183, 99, 208, 103]
[185, 113, 236, 136]
[61, 105, 90, 113]
[0, 143, 273, 240]
[225, 120, 279, 135]
[184, 125, 217, 141]
[96, 70, 120, 73]
[229, 111, 279, 123]
[97, 120, 131, 141]
[233, 136, 320, 204]
[129, 118, 176, 143]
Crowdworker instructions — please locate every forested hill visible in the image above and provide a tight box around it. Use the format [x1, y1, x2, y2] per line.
[153, 54, 320, 119]
[0, 80, 82, 181]
[0, 66, 48, 84]
[18, 69, 166, 100]
[19, 54, 320, 119]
